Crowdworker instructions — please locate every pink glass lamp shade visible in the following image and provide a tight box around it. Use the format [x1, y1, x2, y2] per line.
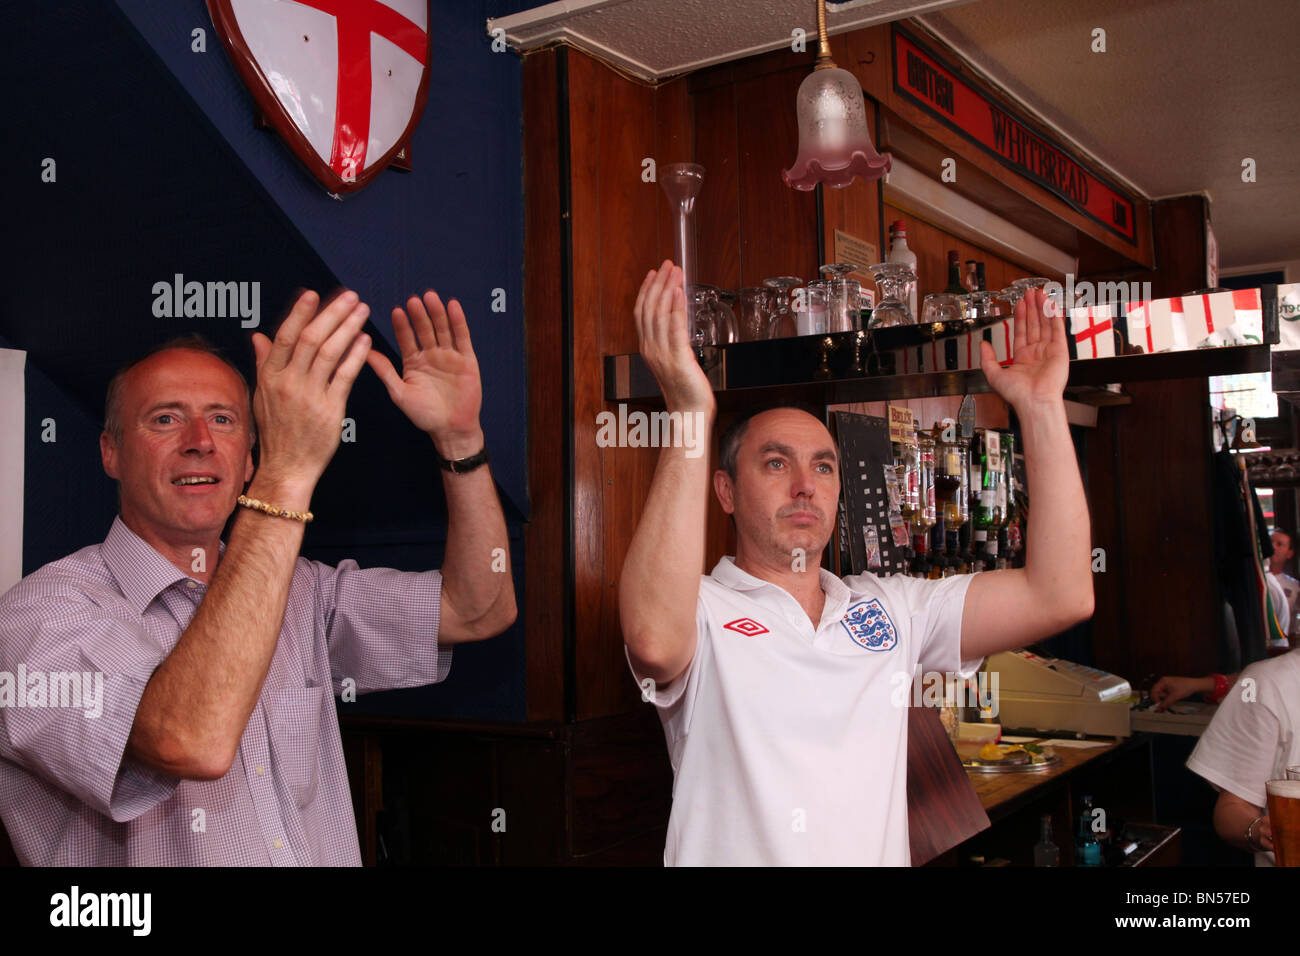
[783, 65, 891, 190]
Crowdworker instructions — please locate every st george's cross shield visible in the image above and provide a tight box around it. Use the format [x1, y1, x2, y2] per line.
[207, 0, 431, 193]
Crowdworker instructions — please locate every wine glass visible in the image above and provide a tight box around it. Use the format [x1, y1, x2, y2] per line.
[996, 285, 1025, 314]
[921, 293, 964, 328]
[866, 262, 915, 327]
[698, 285, 738, 344]
[690, 287, 719, 351]
[826, 277, 863, 333]
[738, 287, 772, 341]
[795, 281, 830, 335]
[961, 291, 999, 326]
[763, 276, 802, 338]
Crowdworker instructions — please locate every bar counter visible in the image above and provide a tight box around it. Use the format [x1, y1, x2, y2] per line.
[929, 733, 1181, 866]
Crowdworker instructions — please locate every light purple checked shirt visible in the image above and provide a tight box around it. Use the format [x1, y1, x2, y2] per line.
[0, 516, 451, 866]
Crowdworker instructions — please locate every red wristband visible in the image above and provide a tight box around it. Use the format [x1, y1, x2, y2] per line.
[1204, 673, 1230, 705]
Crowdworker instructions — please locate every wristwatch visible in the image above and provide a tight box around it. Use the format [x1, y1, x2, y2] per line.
[437, 446, 490, 474]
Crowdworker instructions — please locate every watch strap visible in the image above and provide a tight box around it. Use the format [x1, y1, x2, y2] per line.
[438, 446, 490, 474]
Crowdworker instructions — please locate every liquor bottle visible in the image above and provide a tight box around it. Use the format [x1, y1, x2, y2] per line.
[1034, 815, 1060, 867]
[972, 429, 1002, 567]
[910, 436, 936, 577]
[963, 260, 979, 294]
[943, 251, 965, 295]
[887, 220, 919, 319]
[928, 514, 947, 578]
[975, 261, 987, 293]
[1003, 432, 1023, 563]
[1076, 796, 1103, 866]
[966, 431, 983, 572]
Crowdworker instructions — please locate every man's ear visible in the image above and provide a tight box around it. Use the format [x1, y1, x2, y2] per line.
[713, 469, 736, 515]
[100, 431, 119, 480]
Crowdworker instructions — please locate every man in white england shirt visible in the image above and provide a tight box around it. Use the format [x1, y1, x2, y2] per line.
[620, 261, 1094, 866]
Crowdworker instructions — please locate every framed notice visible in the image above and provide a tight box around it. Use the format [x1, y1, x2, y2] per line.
[833, 229, 879, 293]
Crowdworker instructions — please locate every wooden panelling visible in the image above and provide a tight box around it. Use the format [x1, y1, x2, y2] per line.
[569, 708, 673, 859]
[694, 82, 741, 291]
[880, 201, 1055, 303]
[567, 51, 641, 720]
[1085, 196, 1219, 682]
[735, 67, 820, 286]
[522, 50, 566, 722]
[843, 394, 1010, 434]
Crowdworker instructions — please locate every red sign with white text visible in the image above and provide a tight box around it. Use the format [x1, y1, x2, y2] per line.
[892, 27, 1137, 245]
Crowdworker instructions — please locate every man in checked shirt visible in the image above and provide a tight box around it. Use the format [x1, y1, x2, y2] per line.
[0, 287, 516, 865]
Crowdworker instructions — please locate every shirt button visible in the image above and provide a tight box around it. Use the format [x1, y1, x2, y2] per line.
[256, 765, 265, 776]
[273, 839, 283, 850]
[185, 581, 198, 589]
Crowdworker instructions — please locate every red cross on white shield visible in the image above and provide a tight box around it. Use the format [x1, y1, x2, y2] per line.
[208, 0, 432, 193]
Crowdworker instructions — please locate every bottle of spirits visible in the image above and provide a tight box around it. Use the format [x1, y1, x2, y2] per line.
[1076, 796, 1103, 867]
[1034, 814, 1060, 867]
[975, 261, 987, 293]
[887, 220, 919, 319]
[944, 251, 965, 295]
[972, 429, 1002, 567]
[963, 260, 979, 294]
[1003, 432, 1022, 563]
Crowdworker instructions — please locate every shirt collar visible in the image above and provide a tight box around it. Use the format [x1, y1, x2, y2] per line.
[101, 516, 226, 613]
[711, 555, 854, 606]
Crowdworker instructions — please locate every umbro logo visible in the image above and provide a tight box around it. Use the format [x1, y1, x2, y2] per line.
[723, 618, 770, 636]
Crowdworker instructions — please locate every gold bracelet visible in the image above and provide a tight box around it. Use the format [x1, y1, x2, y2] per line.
[237, 494, 314, 523]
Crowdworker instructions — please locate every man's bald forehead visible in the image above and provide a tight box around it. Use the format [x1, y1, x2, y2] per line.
[104, 339, 255, 443]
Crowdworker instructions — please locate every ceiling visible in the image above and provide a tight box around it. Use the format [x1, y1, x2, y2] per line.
[491, 0, 1300, 271]
[918, 0, 1300, 269]
[487, 0, 974, 78]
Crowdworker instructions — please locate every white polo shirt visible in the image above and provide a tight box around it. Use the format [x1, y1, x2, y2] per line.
[628, 556, 979, 866]
[1186, 650, 1300, 866]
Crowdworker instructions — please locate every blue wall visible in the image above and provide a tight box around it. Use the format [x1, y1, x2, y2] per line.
[114, 0, 528, 513]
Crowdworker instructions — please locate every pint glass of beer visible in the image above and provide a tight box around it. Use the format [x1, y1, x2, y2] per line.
[1266, 777, 1300, 866]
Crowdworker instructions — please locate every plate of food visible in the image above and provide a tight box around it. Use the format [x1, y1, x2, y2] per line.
[961, 741, 1062, 773]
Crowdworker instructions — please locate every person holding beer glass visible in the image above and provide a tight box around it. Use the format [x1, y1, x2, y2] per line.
[1186, 649, 1300, 865]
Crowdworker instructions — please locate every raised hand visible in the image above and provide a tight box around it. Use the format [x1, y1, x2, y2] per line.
[635, 261, 715, 415]
[366, 291, 484, 459]
[250, 289, 372, 493]
[980, 288, 1069, 409]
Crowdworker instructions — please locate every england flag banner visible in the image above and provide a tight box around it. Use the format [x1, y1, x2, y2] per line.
[1126, 299, 1179, 353]
[956, 330, 980, 371]
[1228, 288, 1263, 344]
[1069, 303, 1116, 359]
[208, 0, 432, 193]
[986, 317, 1014, 367]
[1180, 290, 1238, 346]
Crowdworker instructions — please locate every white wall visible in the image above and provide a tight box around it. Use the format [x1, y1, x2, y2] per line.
[0, 349, 25, 594]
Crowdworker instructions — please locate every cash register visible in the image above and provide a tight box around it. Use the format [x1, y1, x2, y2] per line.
[987, 649, 1133, 738]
